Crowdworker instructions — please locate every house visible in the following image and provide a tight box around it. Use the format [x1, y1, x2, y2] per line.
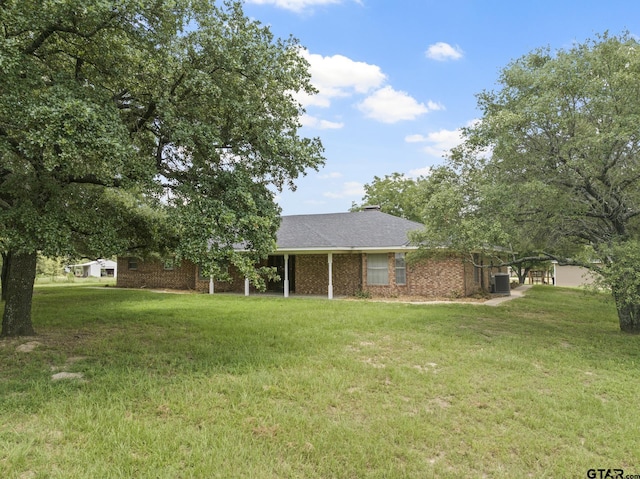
[116, 209, 501, 298]
[69, 259, 118, 278]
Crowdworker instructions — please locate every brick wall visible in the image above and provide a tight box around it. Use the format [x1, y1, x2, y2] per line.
[360, 252, 492, 299]
[116, 257, 197, 290]
[295, 254, 362, 296]
[118, 252, 505, 298]
[295, 255, 326, 295]
[193, 265, 247, 293]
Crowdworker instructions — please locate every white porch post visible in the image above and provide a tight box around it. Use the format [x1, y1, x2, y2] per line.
[244, 277, 250, 296]
[209, 276, 214, 295]
[328, 253, 334, 300]
[284, 254, 290, 298]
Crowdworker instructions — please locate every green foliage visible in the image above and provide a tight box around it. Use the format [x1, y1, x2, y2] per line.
[594, 240, 640, 307]
[351, 172, 430, 222]
[0, 0, 325, 332]
[419, 32, 640, 329]
[35, 254, 68, 278]
[0, 0, 323, 260]
[353, 288, 371, 299]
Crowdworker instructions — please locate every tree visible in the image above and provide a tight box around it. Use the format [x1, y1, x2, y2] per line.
[422, 33, 640, 332]
[411, 163, 563, 285]
[351, 172, 432, 222]
[0, 0, 324, 337]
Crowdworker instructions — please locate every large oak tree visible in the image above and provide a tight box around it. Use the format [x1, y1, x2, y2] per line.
[0, 0, 324, 336]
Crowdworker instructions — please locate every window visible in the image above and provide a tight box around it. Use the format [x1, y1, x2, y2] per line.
[395, 253, 406, 285]
[127, 258, 138, 270]
[367, 254, 389, 285]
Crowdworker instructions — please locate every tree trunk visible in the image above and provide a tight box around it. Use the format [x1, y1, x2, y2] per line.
[1, 251, 9, 301]
[1, 251, 37, 337]
[516, 266, 530, 285]
[615, 300, 640, 333]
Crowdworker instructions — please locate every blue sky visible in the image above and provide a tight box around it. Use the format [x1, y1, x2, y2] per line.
[241, 0, 640, 216]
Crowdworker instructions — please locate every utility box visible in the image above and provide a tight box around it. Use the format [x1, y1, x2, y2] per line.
[491, 273, 511, 295]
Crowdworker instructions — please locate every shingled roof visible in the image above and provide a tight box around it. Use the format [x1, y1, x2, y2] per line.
[275, 210, 423, 251]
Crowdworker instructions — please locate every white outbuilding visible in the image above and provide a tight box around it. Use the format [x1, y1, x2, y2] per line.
[69, 259, 117, 278]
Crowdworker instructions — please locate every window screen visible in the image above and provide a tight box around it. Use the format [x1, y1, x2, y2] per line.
[395, 253, 406, 285]
[367, 254, 389, 285]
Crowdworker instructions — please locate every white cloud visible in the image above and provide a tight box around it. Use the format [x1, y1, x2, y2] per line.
[426, 100, 445, 111]
[405, 134, 428, 143]
[408, 120, 485, 158]
[406, 126, 465, 158]
[357, 86, 435, 123]
[301, 114, 344, 130]
[423, 129, 464, 157]
[425, 42, 464, 61]
[298, 50, 386, 108]
[245, 0, 349, 13]
[295, 49, 439, 125]
[323, 181, 365, 199]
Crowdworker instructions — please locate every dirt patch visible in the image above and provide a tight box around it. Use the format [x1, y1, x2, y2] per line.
[51, 372, 85, 381]
[15, 341, 42, 352]
[430, 397, 451, 409]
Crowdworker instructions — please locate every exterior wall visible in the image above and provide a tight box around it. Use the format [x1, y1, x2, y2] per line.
[462, 260, 492, 296]
[360, 253, 501, 298]
[407, 256, 468, 298]
[118, 252, 503, 298]
[295, 254, 362, 296]
[362, 253, 472, 298]
[116, 257, 196, 290]
[194, 265, 247, 293]
[333, 254, 363, 296]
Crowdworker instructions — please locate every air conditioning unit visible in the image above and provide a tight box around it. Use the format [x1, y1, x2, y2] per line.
[491, 273, 511, 295]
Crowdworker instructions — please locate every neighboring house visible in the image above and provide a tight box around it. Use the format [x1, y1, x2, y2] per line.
[69, 259, 118, 278]
[116, 209, 503, 298]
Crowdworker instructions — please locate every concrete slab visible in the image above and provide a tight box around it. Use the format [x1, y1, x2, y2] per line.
[484, 285, 532, 306]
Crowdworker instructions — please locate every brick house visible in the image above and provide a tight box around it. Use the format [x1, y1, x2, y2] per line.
[117, 209, 498, 298]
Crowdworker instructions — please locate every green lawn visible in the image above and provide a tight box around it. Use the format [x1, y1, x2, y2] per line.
[1, 286, 639, 478]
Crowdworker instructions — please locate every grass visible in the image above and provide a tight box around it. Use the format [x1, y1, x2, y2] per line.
[1, 285, 640, 478]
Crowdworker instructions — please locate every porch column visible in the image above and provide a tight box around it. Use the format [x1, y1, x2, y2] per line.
[209, 276, 214, 295]
[244, 277, 250, 296]
[328, 253, 333, 300]
[284, 254, 290, 298]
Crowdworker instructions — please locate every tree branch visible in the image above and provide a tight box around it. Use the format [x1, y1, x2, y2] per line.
[66, 174, 122, 188]
[23, 11, 121, 55]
